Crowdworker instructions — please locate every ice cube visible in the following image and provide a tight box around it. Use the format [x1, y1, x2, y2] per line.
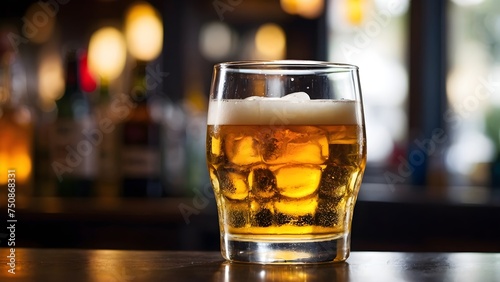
[217, 168, 249, 200]
[275, 165, 321, 198]
[259, 128, 286, 164]
[224, 133, 261, 166]
[274, 195, 318, 216]
[263, 126, 329, 165]
[248, 168, 277, 199]
[208, 165, 220, 194]
[275, 195, 317, 226]
[210, 136, 221, 157]
[329, 143, 361, 167]
[285, 127, 329, 164]
[281, 92, 310, 101]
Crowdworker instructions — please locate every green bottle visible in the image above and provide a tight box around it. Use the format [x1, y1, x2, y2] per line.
[50, 50, 97, 197]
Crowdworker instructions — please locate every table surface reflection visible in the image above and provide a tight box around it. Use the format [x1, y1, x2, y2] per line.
[0, 249, 499, 281]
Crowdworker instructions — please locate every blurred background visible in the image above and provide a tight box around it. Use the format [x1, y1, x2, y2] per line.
[0, 0, 499, 252]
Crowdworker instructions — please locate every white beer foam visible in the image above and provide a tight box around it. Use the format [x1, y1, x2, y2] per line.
[207, 95, 361, 125]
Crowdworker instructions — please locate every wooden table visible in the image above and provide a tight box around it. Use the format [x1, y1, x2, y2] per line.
[1, 248, 499, 281]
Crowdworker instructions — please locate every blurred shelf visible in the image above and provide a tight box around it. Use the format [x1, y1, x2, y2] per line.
[14, 196, 217, 223]
[353, 183, 500, 252]
[2, 183, 500, 252]
[358, 183, 500, 207]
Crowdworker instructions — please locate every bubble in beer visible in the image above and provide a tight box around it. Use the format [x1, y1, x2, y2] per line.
[223, 198, 248, 228]
[254, 208, 273, 227]
[248, 168, 277, 198]
[229, 209, 247, 228]
[229, 210, 246, 228]
[296, 214, 314, 226]
[318, 165, 352, 199]
[276, 213, 293, 225]
[315, 198, 340, 227]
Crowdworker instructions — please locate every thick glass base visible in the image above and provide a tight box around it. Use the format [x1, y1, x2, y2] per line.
[221, 233, 350, 264]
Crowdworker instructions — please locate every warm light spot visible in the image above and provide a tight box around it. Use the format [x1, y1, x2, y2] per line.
[12, 152, 32, 183]
[280, 0, 324, 19]
[0, 152, 8, 184]
[88, 27, 127, 81]
[255, 23, 286, 59]
[125, 1, 164, 61]
[280, 0, 299, 14]
[298, 0, 324, 19]
[38, 51, 64, 103]
[0, 129, 32, 185]
[346, 0, 365, 25]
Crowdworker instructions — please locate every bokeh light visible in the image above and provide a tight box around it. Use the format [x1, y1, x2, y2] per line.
[199, 21, 234, 61]
[125, 1, 163, 61]
[280, 0, 324, 19]
[88, 27, 127, 81]
[255, 23, 286, 59]
[38, 50, 64, 106]
[79, 51, 97, 93]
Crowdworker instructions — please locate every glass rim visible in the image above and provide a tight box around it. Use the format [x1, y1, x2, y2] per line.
[215, 60, 358, 72]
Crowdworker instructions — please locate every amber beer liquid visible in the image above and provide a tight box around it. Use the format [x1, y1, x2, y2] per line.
[207, 98, 366, 261]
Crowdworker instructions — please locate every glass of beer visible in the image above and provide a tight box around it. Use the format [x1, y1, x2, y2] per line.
[206, 61, 366, 264]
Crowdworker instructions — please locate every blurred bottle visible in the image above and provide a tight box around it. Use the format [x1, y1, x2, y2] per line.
[184, 89, 210, 196]
[485, 106, 500, 189]
[0, 47, 33, 201]
[49, 50, 97, 197]
[94, 80, 121, 197]
[120, 62, 164, 197]
[161, 100, 187, 196]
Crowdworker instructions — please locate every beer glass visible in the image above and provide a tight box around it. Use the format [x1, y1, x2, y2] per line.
[206, 61, 366, 264]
